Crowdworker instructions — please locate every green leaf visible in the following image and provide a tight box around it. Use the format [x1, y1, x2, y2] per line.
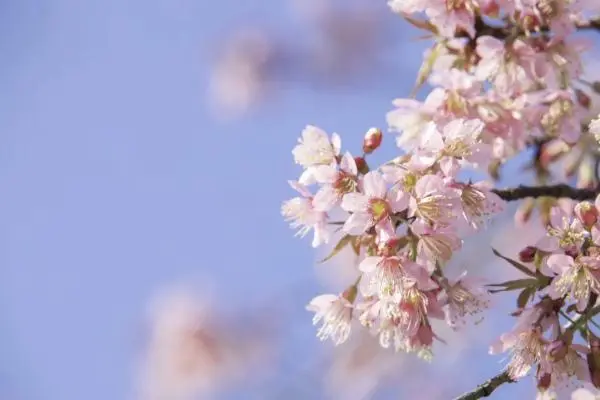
[487, 278, 540, 289]
[516, 287, 534, 309]
[411, 42, 443, 97]
[401, 14, 438, 34]
[350, 237, 361, 256]
[319, 235, 354, 263]
[492, 248, 536, 277]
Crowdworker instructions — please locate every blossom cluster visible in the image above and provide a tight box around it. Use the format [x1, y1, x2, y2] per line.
[492, 198, 600, 397]
[283, 118, 503, 356]
[282, 0, 600, 397]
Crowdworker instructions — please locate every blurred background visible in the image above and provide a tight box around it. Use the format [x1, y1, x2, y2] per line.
[0, 0, 590, 399]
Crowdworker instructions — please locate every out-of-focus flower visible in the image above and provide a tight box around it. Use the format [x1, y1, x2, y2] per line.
[207, 28, 275, 117]
[138, 288, 267, 400]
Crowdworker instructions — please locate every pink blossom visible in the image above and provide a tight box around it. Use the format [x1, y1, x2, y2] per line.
[416, 118, 491, 177]
[312, 152, 358, 212]
[341, 171, 409, 236]
[546, 254, 600, 312]
[411, 219, 462, 263]
[439, 271, 490, 328]
[387, 92, 443, 151]
[408, 174, 459, 226]
[475, 36, 537, 94]
[424, 0, 477, 38]
[490, 327, 546, 379]
[307, 293, 353, 345]
[281, 181, 331, 247]
[359, 246, 437, 300]
[536, 207, 586, 253]
[292, 125, 341, 184]
[457, 181, 505, 230]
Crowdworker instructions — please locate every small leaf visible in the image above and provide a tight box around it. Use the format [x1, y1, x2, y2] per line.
[492, 248, 536, 277]
[517, 287, 534, 309]
[411, 42, 443, 97]
[319, 234, 354, 263]
[401, 13, 438, 34]
[487, 278, 539, 290]
[350, 237, 361, 256]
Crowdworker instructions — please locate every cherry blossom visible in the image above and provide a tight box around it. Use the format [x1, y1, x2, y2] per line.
[280, 1, 600, 397]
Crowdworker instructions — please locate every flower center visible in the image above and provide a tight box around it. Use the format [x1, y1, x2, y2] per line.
[334, 172, 357, 194]
[369, 198, 390, 222]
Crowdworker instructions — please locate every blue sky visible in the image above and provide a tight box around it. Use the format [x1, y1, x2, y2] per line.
[0, 1, 580, 399]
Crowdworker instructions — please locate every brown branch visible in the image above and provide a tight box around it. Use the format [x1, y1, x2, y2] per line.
[492, 184, 599, 202]
[457, 16, 600, 40]
[453, 371, 515, 400]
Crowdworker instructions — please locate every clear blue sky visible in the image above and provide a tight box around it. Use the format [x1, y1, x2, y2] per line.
[0, 1, 567, 399]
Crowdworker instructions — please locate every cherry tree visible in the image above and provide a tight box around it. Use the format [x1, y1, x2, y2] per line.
[281, 1, 600, 399]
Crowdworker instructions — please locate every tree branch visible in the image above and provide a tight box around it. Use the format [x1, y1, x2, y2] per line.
[458, 17, 600, 39]
[453, 371, 515, 400]
[492, 184, 599, 202]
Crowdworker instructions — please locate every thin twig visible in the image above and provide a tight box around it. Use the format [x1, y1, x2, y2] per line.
[492, 184, 599, 202]
[453, 371, 515, 400]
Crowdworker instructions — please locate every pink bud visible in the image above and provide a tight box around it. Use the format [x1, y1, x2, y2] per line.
[575, 89, 591, 109]
[537, 372, 552, 391]
[342, 286, 358, 303]
[575, 201, 598, 228]
[354, 156, 369, 175]
[362, 128, 382, 154]
[518, 246, 537, 263]
[480, 1, 499, 17]
[522, 14, 542, 32]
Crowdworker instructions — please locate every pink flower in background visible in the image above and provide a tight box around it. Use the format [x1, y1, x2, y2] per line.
[208, 28, 275, 117]
[440, 271, 490, 328]
[138, 289, 266, 400]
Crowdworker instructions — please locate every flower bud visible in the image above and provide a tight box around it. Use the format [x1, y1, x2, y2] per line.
[342, 285, 358, 303]
[362, 128, 383, 154]
[354, 156, 369, 175]
[480, 1, 499, 17]
[576, 89, 592, 109]
[518, 246, 538, 263]
[522, 14, 542, 32]
[536, 372, 552, 392]
[575, 201, 598, 228]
